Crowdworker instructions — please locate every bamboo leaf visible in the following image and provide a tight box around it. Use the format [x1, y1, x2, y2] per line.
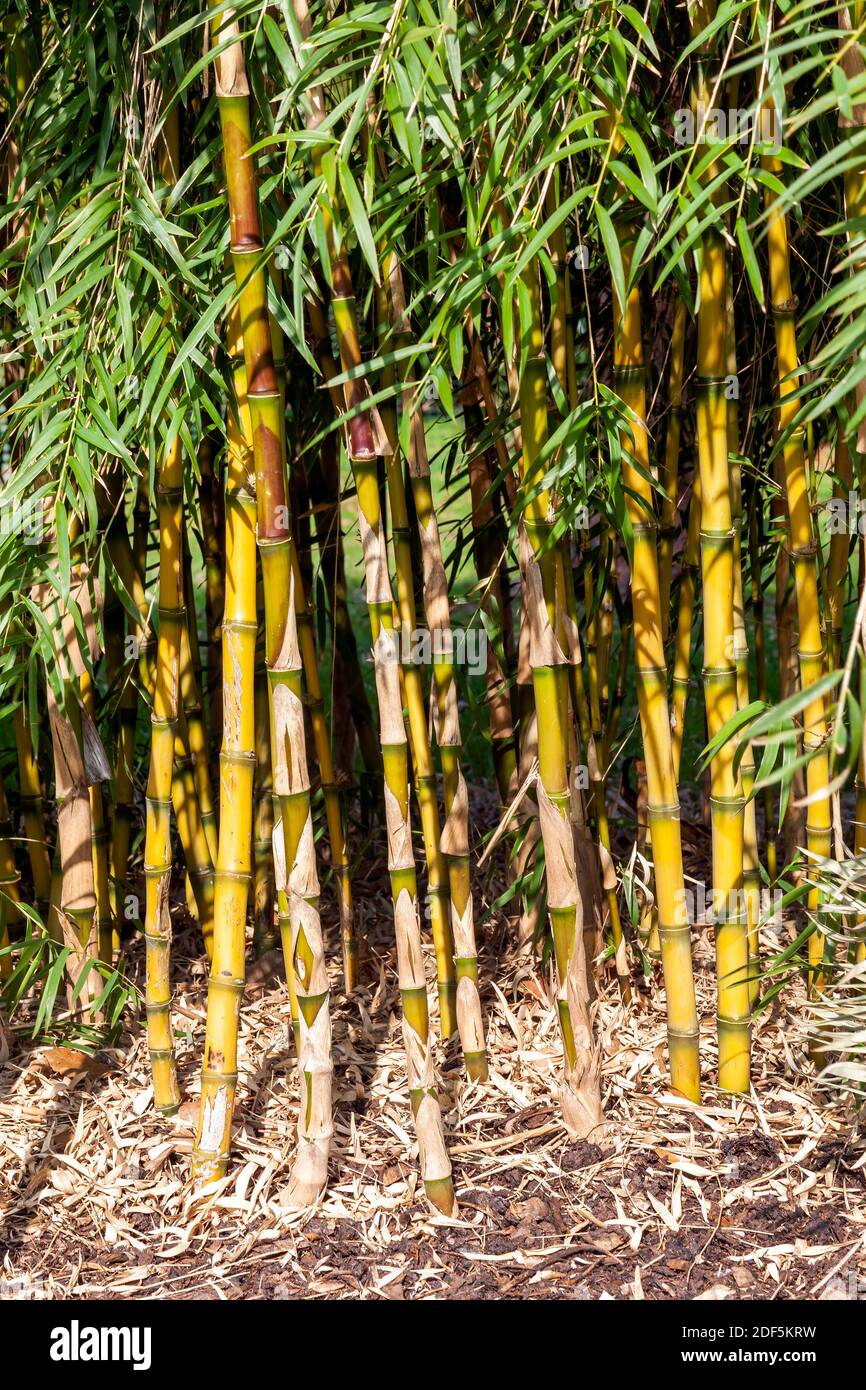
[337, 160, 381, 284]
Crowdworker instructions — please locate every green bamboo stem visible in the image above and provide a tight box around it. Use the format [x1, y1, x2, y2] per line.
[824, 430, 852, 672]
[271, 277, 357, 994]
[460, 343, 518, 804]
[0, 773, 21, 955]
[376, 346, 459, 1043]
[305, 293, 384, 795]
[386, 252, 488, 1079]
[517, 263, 604, 1137]
[13, 707, 51, 911]
[106, 524, 216, 943]
[181, 564, 218, 866]
[748, 492, 776, 879]
[547, 204, 626, 998]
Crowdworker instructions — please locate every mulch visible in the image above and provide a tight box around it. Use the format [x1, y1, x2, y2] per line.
[1, 787, 864, 1301]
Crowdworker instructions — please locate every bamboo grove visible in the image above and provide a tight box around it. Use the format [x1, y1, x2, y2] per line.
[3, 0, 866, 1208]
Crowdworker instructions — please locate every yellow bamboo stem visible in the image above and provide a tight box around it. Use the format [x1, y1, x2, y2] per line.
[608, 217, 701, 1101]
[194, 300, 259, 1175]
[761, 86, 832, 989]
[143, 428, 185, 1114]
[726, 259, 762, 1011]
[660, 299, 687, 638]
[689, 13, 749, 1088]
[197, 13, 333, 1203]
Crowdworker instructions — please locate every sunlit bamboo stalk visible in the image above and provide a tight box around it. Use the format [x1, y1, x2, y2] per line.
[197, 10, 333, 1203]
[760, 79, 833, 989]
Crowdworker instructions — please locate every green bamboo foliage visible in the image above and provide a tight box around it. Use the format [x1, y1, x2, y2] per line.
[10, 0, 866, 1201]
